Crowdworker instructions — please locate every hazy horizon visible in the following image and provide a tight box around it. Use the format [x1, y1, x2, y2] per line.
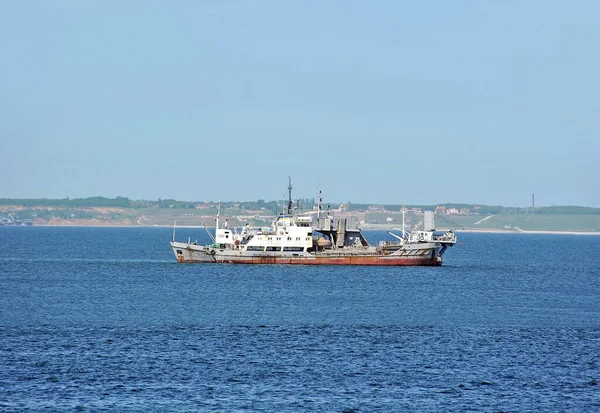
[2, 1, 599, 207]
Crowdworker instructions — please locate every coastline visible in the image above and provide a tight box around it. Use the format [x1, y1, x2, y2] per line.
[457, 228, 600, 236]
[4, 223, 600, 235]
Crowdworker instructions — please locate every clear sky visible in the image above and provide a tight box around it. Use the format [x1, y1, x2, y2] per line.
[1, 1, 598, 207]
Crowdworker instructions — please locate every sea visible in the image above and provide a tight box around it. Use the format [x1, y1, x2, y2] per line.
[0, 226, 599, 412]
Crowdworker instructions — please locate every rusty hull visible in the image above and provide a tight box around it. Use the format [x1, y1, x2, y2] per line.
[181, 255, 441, 266]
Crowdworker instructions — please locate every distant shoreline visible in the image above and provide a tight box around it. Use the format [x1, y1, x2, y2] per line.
[457, 229, 600, 236]
[4, 223, 600, 235]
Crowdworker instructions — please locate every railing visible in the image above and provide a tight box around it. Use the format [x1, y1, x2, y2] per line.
[433, 233, 457, 243]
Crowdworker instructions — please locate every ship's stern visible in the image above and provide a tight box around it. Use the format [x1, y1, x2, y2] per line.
[170, 241, 215, 263]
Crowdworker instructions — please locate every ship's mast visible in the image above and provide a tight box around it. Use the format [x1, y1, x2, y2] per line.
[402, 204, 406, 238]
[287, 176, 293, 216]
[317, 184, 322, 222]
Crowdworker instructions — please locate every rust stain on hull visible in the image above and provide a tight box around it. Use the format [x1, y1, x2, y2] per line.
[184, 256, 441, 266]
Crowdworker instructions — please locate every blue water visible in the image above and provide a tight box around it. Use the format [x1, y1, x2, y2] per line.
[1, 227, 599, 412]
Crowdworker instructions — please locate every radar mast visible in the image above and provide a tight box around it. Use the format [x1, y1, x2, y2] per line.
[287, 177, 293, 215]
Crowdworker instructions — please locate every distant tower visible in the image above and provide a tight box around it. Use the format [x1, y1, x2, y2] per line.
[532, 193, 535, 211]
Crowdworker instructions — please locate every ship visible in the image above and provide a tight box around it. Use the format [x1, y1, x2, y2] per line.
[170, 180, 457, 266]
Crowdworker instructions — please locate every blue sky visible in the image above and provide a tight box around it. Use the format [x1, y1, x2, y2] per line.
[1, 1, 598, 206]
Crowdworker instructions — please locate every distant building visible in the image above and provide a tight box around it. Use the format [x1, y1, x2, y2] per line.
[368, 205, 386, 212]
[435, 206, 446, 214]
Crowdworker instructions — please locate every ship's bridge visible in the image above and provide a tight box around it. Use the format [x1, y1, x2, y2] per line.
[295, 216, 312, 227]
[274, 215, 312, 229]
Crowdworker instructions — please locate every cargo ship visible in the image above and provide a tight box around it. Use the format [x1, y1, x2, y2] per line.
[170, 180, 456, 266]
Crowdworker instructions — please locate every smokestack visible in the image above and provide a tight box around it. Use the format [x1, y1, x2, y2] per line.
[532, 193, 535, 210]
